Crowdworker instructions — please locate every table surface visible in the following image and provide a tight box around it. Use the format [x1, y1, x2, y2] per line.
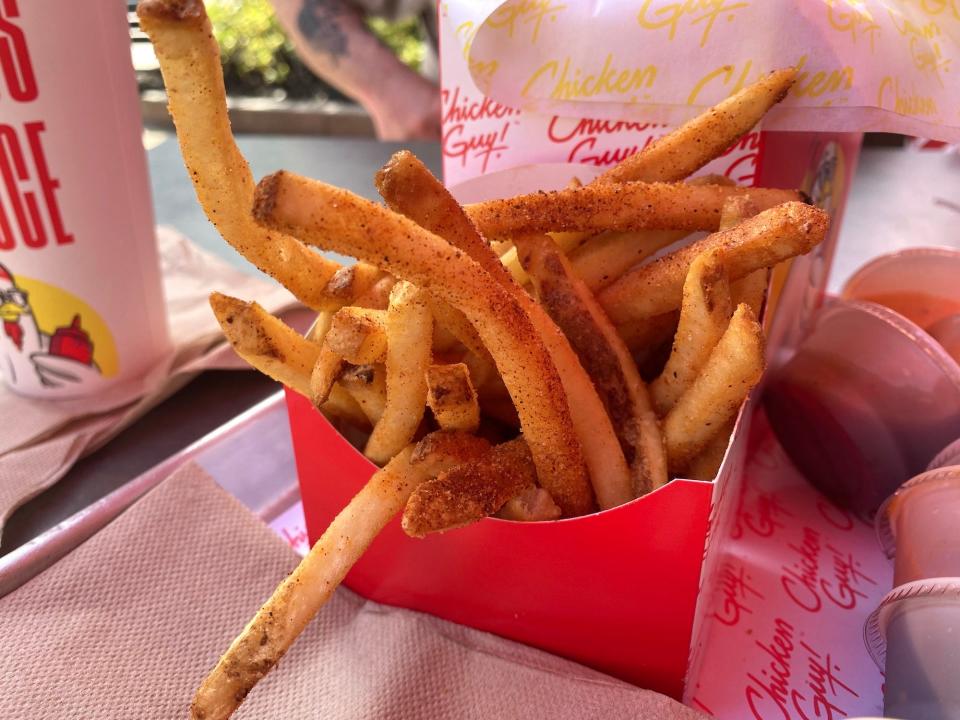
[3, 139, 959, 555]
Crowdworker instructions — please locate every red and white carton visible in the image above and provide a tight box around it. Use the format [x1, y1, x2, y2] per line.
[287, 0, 960, 709]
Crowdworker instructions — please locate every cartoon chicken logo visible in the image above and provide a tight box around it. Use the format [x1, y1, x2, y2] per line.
[0, 262, 102, 390]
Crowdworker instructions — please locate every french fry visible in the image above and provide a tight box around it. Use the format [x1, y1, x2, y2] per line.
[599, 202, 830, 327]
[596, 68, 797, 184]
[650, 251, 733, 416]
[375, 152, 631, 509]
[138, 1, 344, 311]
[719, 194, 768, 321]
[338, 363, 387, 425]
[664, 304, 765, 472]
[325, 307, 388, 365]
[426, 295, 494, 369]
[732, 268, 770, 320]
[498, 231, 585, 287]
[568, 176, 734, 292]
[364, 281, 433, 464]
[516, 233, 667, 500]
[191, 431, 489, 720]
[309, 345, 344, 407]
[426, 363, 480, 433]
[402, 437, 536, 537]
[323, 384, 371, 429]
[323, 263, 384, 304]
[255, 171, 593, 515]
[209, 293, 318, 398]
[465, 183, 799, 239]
[684, 419, 735, 481]
[496, 486, 562, 522]
[500, 67, 795, 283]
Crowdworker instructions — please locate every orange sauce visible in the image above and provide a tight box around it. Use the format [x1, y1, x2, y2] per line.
[860, 291, 960, 331]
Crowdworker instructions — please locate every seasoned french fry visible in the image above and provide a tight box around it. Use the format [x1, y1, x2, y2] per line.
[338, 363, 387, 425]
[309, 345, 343, 407]
[516, 233, 667, 500]
[325, 307, 388, 365]
[402, 437, 536, 537]
[254, 171, 593, 515]
[731, 268, 770, 320]
[719, 194, 768, 321]
[209, 293, 318, 398]
[597, 68, 797, 184]
[664, 304, 764, 472]
[364, 281, 433, 464]
[466, 183, 799, 238]
[426, 295, 494, 369]
[568, 176, 733, 292]
[684, 419, 735, 481]
[599, 202, 830, 327]
[498, 231, 585, 287]
[375, 152, 630, 510]
[323, 263, 384, 304]
[570, 228, 687, 292]
[650, 251, 733, 416]
[426, 363, 480, 433]
[322, 384, 369, 429]
[138, 1, 343, 311]
[354, 274, 397, 310]
[191, 431, 489, 720]
[496, 486, 562, 522]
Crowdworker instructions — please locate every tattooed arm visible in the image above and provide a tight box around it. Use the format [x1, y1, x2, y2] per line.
[272, 0, 440, 140]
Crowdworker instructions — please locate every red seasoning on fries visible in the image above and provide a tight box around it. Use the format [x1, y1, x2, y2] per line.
[138, 2, 829, 714]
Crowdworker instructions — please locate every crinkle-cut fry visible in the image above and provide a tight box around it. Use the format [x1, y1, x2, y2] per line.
[568, 176, 732, 292]
[364, 281, 433, 464]
[684, 418, 736, 481]
[497, 485, 562, 522]
[209, 292, 318, 398]
[402, 437, 537, 537]
[597, 68, 797, 185]
[465, 183, 799, 239]
[254, 170, 593, 515]
[338, 363, 387, 425]
[664, 304, 764, 472]
[374, 152, 628, 510]
[191, 431, 489, 720]
[426, 363, 480, 433]
[600, 202, 830, 327]
[516, 234, 665, 502]
[325, 307, 388, 365]
[650, 251, 733, 416]
[137, 0, 344, 311]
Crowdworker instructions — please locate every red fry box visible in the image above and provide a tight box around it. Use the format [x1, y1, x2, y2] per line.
[286, 132, 863, 699]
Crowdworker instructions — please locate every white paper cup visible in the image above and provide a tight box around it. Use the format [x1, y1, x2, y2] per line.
[875, 466, 960, 584]
[0, 3, 169, 398]
[864, 579, 960, 720]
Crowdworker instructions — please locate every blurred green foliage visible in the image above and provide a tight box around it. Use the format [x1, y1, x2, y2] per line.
[205, 0, 424, 99]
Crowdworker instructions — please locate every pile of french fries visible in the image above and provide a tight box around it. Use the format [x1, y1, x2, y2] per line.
[139, 1, 829, 717]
